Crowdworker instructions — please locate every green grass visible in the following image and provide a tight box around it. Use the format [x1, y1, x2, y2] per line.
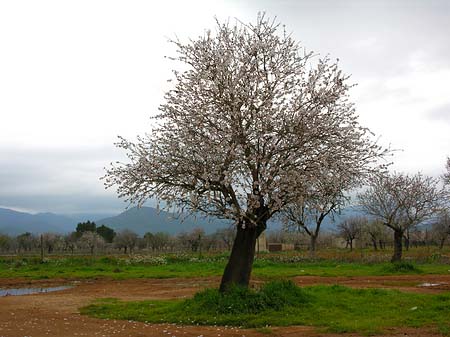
[80, 281, 450, 335]
[0, 254, 449, 280]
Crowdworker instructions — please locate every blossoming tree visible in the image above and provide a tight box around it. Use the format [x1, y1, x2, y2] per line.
[104, 15, 386, 291]
[358, 172, 444, 262]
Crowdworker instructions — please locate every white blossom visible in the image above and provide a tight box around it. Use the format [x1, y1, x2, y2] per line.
[103, 14, 388, 230]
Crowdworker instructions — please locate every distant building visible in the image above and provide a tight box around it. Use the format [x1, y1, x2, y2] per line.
[267, 243, 295, 252]
[256, 232, 268, 252]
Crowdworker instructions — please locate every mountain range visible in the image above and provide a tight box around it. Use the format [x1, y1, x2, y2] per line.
[0, 208, 75, 235]
[0, 206, 364, 236]
[95, 207, 231, 235]
[0, 206, 231, 236]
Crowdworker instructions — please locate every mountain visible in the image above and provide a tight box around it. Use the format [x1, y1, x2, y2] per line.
[0, 208, 75, 235]
[265, 205, 367, 234]
[65, 212, 117, 224]
[0, 205, 367, 237]
[96, 206, 231, 235]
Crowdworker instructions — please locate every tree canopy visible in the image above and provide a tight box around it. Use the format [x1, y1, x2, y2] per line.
[104, 14, 387, 289]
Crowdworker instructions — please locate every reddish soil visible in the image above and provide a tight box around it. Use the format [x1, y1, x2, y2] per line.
[292, 274, 450, 293]
[1, 275, 449, 337]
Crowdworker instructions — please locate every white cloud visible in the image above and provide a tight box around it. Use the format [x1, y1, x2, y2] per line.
[353, 51, 450, 175]
[0, 0, 449, 212]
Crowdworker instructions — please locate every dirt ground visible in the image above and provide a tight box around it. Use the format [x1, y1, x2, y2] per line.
[1, 275, 450, 337]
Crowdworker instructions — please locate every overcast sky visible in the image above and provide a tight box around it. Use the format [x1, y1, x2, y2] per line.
[1, 0, 449, 214]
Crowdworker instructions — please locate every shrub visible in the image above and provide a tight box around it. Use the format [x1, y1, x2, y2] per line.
[381, 261, 422, 273]
[183, 280, 309, 315]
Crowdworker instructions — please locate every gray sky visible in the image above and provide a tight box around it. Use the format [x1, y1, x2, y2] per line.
[1, 0, 449, 214]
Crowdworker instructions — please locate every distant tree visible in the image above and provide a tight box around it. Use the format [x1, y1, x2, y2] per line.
[266, 229, 290, 244]
[281, 171, 351, 255]
[103, 15, 387, 290]
[213, 227, 236, 251]
[96, 225, 116, 243]
[190, 228, 205, 253]
[337, 217, 365, 251]
[144, 232, 170, 252]
[114, 229, 138, 254]
[361, 220, 389, 251]
[76, 221, 96, 238]
[408, 226, 426, 248]
[431, 210, 450, 249]
[78, 231, 104, 255]
[64, 232, 78, 254]
[177, 228, 205, 253]
[42, 232, 61, 254]
[143, 232, 154, 249]
[16, 232, 37, 252]
[358, 172, 444, 262]
[0, 234, 12, 252]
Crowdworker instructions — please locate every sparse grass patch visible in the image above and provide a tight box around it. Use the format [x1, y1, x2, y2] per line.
[81, 282, 450, 335]
[255, 327, 274, 334]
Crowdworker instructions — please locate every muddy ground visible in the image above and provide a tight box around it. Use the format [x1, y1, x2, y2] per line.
[1, 275, 450, 337]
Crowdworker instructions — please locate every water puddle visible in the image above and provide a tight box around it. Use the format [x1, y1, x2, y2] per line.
[418, 282, 447, 287]
[0, 285, 72, 297]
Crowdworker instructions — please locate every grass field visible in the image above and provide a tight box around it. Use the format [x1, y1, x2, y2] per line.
[2, 249, 450, 335]
[1, 248, 450, 280]
[81, 281, 450, 335]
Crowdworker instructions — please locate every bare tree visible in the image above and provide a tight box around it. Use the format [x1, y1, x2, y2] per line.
[16, 232, 38, 253]
[358, 172, 444, 262]
[281, 172, 351, 255]
[361, 220, 389, 251]
[42, 232, 62, 254]
[213, 227, 236, 251]
[144, 232, 170, 252]
[177, 227, 205, 253]
[64, 232, 78, 254]
[337, 217, 365, 251]
[104, 15, 387, 290]
[114, 229, 138, 254]
[431, 210, 450, 249]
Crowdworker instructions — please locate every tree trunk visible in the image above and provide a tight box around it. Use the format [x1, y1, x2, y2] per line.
[439, 237, 446, 249]
[404, 235, 410, 251]
[371, 239, 378, 251]
[309, 235, 318, 257]
[391, 229, 403, 263]
[219, 221, 264, 292]
[349, 239, 353, 251]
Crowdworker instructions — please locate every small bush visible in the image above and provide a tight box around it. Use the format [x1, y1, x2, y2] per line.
[99, 256, 117, 264]
[184, 280, 309, 315]
[382, 262, 422, 274]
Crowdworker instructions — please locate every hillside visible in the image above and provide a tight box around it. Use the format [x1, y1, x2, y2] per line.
[96, 206, 231, 235]
[0, 208, 75, 235]
[0, 205, 366, 237]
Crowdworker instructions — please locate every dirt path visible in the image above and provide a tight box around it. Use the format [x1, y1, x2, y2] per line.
[292, 274, 450, 293]
[1, 275, 449, 337]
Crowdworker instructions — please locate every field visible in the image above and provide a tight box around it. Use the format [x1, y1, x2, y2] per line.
[1, 248, 450, 337]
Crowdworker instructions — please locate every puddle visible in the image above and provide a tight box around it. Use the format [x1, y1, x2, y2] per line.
[418, 282, 446, 287]
[0, 285, 72, 297]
